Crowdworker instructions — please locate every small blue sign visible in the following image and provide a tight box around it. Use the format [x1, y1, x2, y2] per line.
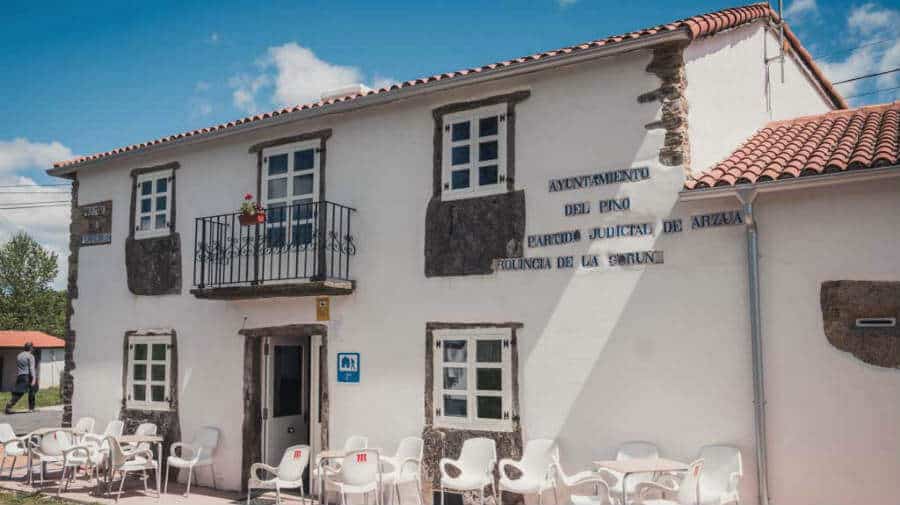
[337, 352, 360, 383]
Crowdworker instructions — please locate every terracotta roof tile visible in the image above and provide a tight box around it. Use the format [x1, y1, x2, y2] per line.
[52, 2, 845, 170]
[0, 331, 65, 349]
[685, 102, 900, 190]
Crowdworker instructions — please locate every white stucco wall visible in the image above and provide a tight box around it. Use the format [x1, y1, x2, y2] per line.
[685, 22, 834, 175]
[39, 348, 63, 388]
[65, 30, 897, 505]
[756, 178, 900, 505]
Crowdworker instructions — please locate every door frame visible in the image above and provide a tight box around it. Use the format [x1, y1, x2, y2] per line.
[239, 324, 329, 492]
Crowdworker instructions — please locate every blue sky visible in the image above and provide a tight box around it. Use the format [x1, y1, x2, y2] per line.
[0, 0, 898, 287]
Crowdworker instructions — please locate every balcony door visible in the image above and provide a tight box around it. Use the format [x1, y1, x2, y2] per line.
[262, 140, 320, 249]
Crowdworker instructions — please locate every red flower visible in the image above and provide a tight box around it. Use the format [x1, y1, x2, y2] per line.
[244, 193, 253, 200]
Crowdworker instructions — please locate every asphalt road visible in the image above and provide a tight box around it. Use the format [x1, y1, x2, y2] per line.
[0, 408, 63, 435]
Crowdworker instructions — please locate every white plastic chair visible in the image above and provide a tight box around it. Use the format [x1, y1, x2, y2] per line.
[609, 441, 660, 503]
[123, 423, 158, 456]
[635, 459, 704, 505]
[247, 444, 311, 505]
[499, 439, 557, 505]
[59, 436, 106, 497]
[381, 436, 424, 505]
[73, 417, 96, 444]
[84, 419, 125, 446]
[325, 449, 382, 505]
[29, 430, 71, 484]
[439, 437, 497, 505]
[165, 426, 219, 496]
[636, 446, 741, 505]
[106, 435, 159, 502]
[0, 423, 27, 479]
[552, 460, 614, 505]
[313, 434, 369, 495]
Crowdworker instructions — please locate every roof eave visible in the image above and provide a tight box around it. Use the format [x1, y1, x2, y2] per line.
[679, 164, 900, 201]
[47, 29, 692, 177]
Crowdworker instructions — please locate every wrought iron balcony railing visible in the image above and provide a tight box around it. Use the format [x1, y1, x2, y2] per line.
[193, 201, 356, 289]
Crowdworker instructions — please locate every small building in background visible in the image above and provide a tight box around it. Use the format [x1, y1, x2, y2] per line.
[0, 331, 65, 391]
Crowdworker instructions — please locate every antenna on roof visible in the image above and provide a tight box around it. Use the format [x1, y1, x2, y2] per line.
[778, 0, 785, 83]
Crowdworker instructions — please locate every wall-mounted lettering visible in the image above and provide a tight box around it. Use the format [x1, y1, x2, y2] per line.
[691, 210, 744, 229]
[663, 219, 683, 233]
[598, 197, 631, 214]
[528, 230, 581, 248]
[494, 257, 554, 271]
[608, 250, 664, 266]
[557, 256, 574, 269]
[588, 223, 654, 240]
[548, 166, 650, 192]
[564, 202, 590, 216]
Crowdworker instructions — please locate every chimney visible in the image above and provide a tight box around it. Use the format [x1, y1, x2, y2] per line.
[320, 84, 372, 102]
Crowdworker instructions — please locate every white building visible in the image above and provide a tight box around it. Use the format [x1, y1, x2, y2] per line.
[48, 4, 900, 505]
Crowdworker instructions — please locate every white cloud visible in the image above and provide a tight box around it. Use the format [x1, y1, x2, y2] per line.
[229, 74, 271, 114]
[847, 3, 899, 33]
[195, 81, 211, 92]
[0, 139, 75, 290]
[558, 0, 578, 6]
[229, 42, 394, 114]
[267, 43, 363, 106]
[784, 0, 818, 19]
[819, 3, 900, 100]
[0, 138, 73, 175]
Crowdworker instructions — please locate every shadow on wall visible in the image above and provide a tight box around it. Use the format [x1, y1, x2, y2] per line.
[504, 193, 757, 502]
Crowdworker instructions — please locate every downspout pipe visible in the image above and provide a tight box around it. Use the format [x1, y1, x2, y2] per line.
[738, 189, 770, 505]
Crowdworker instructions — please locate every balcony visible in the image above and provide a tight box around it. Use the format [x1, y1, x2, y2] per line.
[190, 201, 356, 300]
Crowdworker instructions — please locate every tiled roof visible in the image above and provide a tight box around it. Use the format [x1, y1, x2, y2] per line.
[51, 2, 845, 170]
[685, 102, 900, 189]
[0, 331, 65, 349]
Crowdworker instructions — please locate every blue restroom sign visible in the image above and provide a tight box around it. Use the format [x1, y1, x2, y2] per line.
[337, 353, 360, 383]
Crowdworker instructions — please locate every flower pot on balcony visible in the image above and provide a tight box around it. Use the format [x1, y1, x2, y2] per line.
[239, 212, 266, 226]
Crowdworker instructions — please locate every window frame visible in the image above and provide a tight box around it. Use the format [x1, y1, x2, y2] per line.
[133, 169, 174, 240]
[433, 327, 513, 432]
[261, 139, 321, 247]
[441, 103, 508, 201]
[125, 333, 172, 411]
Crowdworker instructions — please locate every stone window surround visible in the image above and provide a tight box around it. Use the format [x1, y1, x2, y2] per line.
[432, 327, 514, 432]
[124, 332, 174, 411]
[431, 90, 530, 199]
[119, 329, 182, 487]
[249, 129, 333, 207]
[128, 162, 180, 240]
[422, 322, 523, 501]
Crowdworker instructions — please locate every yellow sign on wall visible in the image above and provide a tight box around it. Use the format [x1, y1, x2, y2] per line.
[316, 296, 330, 321]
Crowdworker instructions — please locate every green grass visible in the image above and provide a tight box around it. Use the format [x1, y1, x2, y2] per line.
[0, 387, 61, 412]
[0, 491, 97, 505]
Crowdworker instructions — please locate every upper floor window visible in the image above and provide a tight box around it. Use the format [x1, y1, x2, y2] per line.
[262, 140, 320, 248]
[432, 327, 512, 431]
[134, 169, 173, 239]
[126, 333, 172, 411]
[441, 104, 507, 200]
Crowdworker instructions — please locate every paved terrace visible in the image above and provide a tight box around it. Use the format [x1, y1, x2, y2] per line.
[0, 461, 309, 505]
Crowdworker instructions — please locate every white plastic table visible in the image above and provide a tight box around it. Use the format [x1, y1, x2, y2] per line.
[593, 458, 688, 505]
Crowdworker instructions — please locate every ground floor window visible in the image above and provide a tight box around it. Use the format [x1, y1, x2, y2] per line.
[126, 333, 172, 411]
[432, 327, 512, 431]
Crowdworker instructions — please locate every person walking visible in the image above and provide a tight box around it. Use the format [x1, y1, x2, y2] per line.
[5, 342, 37, 414]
